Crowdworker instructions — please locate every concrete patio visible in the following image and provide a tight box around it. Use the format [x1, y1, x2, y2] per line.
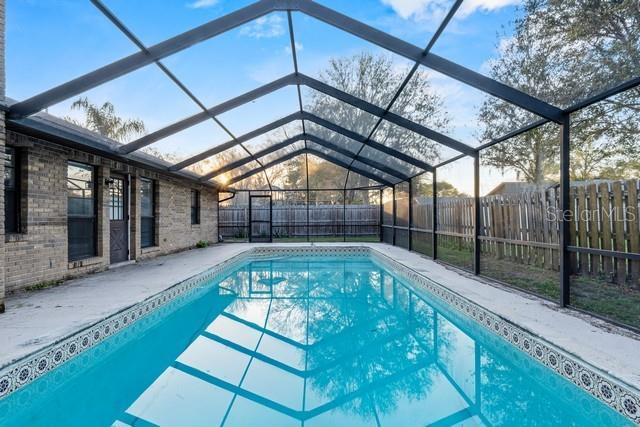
[1, 242, 640, 393]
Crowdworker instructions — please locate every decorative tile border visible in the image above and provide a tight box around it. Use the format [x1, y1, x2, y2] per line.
[251, 246, 370, 258]
[0, 249, 254, 400]
[0, 246, 366, 401]
[0, 245, 637, 425]
[368, 248, 640, 424]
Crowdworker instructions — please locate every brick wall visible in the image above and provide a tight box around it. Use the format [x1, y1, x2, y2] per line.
[4, 131, 218, 294]
[1, 0, 6, 312]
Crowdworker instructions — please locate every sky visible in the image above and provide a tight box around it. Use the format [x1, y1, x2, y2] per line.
[6, 0, 529, 195]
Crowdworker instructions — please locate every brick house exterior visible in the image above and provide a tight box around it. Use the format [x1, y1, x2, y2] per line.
[0, 6, 219, 311]
[2, 131, 218, 295]
[1, 0, 7, 312]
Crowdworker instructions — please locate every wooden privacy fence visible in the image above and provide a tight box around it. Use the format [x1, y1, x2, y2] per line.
[410, 180, 640, 285]
[219, 204, 380, 238]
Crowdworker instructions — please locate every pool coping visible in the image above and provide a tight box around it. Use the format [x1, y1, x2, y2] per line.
[366, 248, 640, 424]
[0, 245, 638, 424]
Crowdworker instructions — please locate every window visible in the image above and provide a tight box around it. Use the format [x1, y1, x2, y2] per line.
[191, 189, 200, 225]
[67, 162, 96, 261]
[140, 178, 155, 248]
[108, 177, 125, 221]
[4, 147, 19, 233]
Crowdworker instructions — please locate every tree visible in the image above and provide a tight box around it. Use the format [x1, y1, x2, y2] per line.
[64, 97, 146, 143]
[411, 175, 467, 197]
[261, 52, 450, 190]
[478, 0, 640, 182]
[63, 97, 249, 183]
[305, 52, 450, 188]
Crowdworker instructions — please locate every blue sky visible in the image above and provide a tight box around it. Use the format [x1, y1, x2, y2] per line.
[6, 0, 526, 194]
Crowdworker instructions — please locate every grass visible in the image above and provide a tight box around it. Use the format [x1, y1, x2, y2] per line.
[571, 275, 640, 329]
[437, 245, 474, 270]
[439, 246, 640, 330]
[478, 256, 560, 300]
[25, 279, 65, 292]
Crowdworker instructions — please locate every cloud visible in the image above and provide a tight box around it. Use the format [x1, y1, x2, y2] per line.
[459, 0, 521, 16]
[381, 0, 450, 20]
[239, 15, 285, 39]
[381, 0, 520, 21]
[187, 0, 218, 9]
[284, 41, 304, 54]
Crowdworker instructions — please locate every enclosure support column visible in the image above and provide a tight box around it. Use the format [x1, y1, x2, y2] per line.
[392, 185, 397, 246]
[379, 189, 383, 242]
[248, 191, 252, 243]
[306, 187, 310, 242]
[473, 153, 480, 275]
[559, 114, 571, 306]
[216, 195, 220, 243]
[343, 188, 346, 242]
[408, 180, 413, 251]
[432, 168, 438, 260]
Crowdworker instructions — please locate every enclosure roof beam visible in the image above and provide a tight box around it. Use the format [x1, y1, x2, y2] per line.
[5, 0, 576, 124]
[225, 148, 305, 187]
[224, 147, 394, 188]
[298, 74, 475, 156]
[89, 0, 272, 190]
[200, 132, 409, 183]
[305, 134, 411, 180]
[301, 112, 434, 172]
[199, 134, 306, 181]
[170, 111, 304, 171]
[119, 74, 298, 154]
[172, 110, 433, 175]
[306, 147, 395, 187]
[8, 0, 282, 118]
[293, 0, 563, 123]
[118, 72, 461, 158]
[90, 0, 238, 143]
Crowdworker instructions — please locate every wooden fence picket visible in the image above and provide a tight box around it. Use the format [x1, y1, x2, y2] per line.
[220, 180, 639, 283]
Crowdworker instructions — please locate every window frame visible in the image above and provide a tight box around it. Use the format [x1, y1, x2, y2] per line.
[4, 146, 20, 234]
[140, 177, 156, 248]
[67, 161, 97, 261]
[191, 189, 201, 225]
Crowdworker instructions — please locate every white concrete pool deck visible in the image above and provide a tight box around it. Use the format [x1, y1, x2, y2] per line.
[1, 243, 639, 392]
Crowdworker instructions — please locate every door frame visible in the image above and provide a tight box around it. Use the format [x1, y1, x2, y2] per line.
[248, 194, 272, 243]
[108, 173, 130, 263]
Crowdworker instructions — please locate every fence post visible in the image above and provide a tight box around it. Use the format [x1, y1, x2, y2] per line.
[392, 185, 397, 246]
[248, 192, 253, 243]
[269, 194, 273, 243]
[433, 168, 438, 260]
[474, 153, 480, 275]
[559, 114, 571, 306]
[216, 193, 220, 244]
[379, 188, 383, 242]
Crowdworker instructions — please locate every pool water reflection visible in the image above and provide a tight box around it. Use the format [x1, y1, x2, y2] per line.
[0, 256, 631, 426]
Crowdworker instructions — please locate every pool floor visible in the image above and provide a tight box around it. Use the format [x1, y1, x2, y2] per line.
[0, 256, 632, 426]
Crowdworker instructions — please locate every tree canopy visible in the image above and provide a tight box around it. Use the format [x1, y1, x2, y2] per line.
[478, 0, 640, 183]
[263, 52, 450, 190]
[65, 97, 146, 143]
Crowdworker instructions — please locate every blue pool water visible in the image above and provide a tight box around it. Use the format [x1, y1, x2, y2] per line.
[0, 256, 632, 426]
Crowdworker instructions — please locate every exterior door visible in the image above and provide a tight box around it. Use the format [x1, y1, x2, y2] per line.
[109, 175, 129, 263]
[249, 195, 272, 243]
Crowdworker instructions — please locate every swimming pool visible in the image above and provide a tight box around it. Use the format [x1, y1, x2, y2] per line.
[0, 248, 637, 426]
